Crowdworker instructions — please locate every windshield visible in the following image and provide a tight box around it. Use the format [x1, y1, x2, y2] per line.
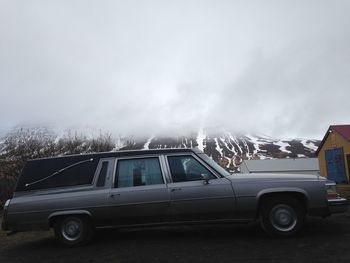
[197, 153, 231, 177]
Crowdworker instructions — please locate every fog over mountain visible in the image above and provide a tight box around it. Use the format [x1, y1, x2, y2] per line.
[1, 1, 350, 138]
[0, 125, 320, 173]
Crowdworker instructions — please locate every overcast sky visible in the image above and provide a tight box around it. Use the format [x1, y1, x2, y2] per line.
[1, 0, 349, 139]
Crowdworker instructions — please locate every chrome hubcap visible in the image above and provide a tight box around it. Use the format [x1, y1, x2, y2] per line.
[270, 204, 297, 232]
[62, 219, 82, 241]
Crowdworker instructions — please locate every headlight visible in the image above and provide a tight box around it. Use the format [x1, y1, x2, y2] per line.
[325, 183, 339, 199]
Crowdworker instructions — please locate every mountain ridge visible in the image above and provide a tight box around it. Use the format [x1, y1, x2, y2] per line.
[0, 126, 320, 173]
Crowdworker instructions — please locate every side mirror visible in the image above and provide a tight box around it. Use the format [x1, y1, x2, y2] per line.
[201, 174, 210, 184]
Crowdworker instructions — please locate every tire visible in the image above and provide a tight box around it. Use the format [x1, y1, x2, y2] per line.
[260, 197, 305, 237]
[54, 216, 94, 247]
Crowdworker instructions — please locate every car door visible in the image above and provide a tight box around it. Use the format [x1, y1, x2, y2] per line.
[165, 154, 236, 222]
[107, 156, 170, 226]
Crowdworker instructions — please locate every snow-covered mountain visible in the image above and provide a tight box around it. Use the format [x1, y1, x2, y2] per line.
[0, 126, 320, 173]
[122, 129, 319, 173]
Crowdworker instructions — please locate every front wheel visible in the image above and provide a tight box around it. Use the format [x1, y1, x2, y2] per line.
[260, 197, 305, 236]
[54, 216, 94, 247]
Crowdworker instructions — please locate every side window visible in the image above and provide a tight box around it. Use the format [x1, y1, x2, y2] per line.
[115, 158, 164, 188]
[167, 155, 216, 182]
[96, 161, 109, 187]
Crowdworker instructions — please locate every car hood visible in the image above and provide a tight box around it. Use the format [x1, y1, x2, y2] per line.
[225, 173, 322, 182]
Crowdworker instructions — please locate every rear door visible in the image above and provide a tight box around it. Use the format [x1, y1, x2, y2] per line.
[165, 154, 236, 222]
[107, 155, 170, 226]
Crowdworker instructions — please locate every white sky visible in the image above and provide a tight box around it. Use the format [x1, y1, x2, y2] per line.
[1, 0, 350, 139]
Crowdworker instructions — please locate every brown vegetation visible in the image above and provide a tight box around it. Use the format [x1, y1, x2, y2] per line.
[0, 128, 115, 208]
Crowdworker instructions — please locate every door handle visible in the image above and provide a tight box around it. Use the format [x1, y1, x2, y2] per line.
[110, 193, 120, 198]
[171, 188, 182, 192]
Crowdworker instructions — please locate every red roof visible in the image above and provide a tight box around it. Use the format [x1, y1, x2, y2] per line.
[316, 124, 350, 155]
[331, 125, 350, 142]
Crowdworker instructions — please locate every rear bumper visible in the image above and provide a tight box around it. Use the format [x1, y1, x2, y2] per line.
[1, 199, 11, 231]
[1, 212, 9, 231]
[328, 197, 348, 214]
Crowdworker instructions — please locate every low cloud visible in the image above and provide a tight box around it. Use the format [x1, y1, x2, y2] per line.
[1, 0, 349, 139]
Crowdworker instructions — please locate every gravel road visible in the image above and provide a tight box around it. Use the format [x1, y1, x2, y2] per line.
[1, 208, 349, 263]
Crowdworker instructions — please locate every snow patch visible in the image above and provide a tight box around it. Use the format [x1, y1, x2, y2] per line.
[228, 132, 242, 155]
[196, 128, 206, 152]
[143, 136, 154, 150]
[241, 138, 250, 157]
[245, 134, 261, 155]
[274, 140, 292, 153]
[214, 138, 223, 156]
[300, 139, 318, 151]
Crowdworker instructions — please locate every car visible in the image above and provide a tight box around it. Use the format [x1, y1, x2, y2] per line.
[1, 148, 348, 246]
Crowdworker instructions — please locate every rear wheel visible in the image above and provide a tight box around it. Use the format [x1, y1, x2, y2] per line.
[260, 197, 305, 236]
[54, 216, 94, 246]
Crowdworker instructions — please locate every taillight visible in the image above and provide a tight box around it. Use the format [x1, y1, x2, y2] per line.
[326, 184, 339, 199]
[4, 199, 11, 210]
[2, 199, 11, 231]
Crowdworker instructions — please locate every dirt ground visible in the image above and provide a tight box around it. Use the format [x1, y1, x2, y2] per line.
[1, 208, 350, 263]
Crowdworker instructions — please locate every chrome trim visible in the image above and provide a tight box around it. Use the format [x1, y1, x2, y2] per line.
[97, 218, 251, 229]
[159, 155, 171, 184]
[328, 197, 348, 214]
[165, 195, 235, 203]
[48, 210, 92, 220]
[4, 199, 10, 209]
[13, 184, 95, 197]
[328, 197, 348, 205]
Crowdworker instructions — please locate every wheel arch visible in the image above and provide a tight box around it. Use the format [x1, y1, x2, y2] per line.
[256, 188, 309, 219]
[48, 210, 92, 228]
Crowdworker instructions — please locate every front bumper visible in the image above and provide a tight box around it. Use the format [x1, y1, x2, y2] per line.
[328, 197, 348, 214]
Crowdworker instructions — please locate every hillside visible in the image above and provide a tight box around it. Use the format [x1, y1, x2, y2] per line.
[121, 129, 319, 173]
[0, 127, 320, 173]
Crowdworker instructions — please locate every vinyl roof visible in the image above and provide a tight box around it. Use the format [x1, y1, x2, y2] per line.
[29, 148, 198, 162]
[241, 158, 319, 172]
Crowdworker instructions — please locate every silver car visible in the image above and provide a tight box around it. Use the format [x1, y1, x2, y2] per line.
[1, 148, 348, 246]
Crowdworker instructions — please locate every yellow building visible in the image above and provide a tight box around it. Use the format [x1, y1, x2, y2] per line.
[316, 125, 350, 183]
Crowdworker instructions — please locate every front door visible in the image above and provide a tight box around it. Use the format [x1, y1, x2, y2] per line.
[166, 154, 236, 222]
[108, 156, 170, 225]
[325, 148, 348, 183]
